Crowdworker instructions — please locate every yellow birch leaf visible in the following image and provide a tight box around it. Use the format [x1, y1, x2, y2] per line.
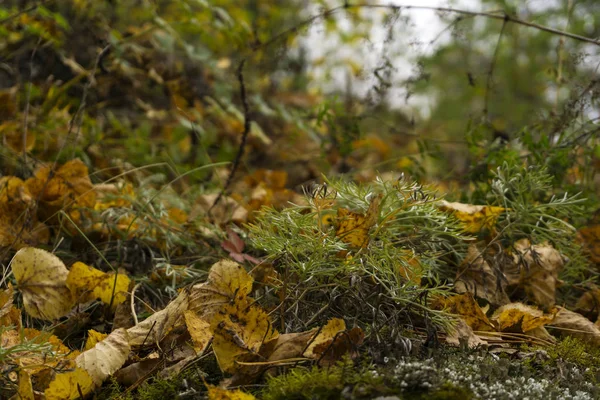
[334, 194, 382, 248]
[76, 328, 130, 386]
[17, 368, 34, 400]
[439, 292, 495, 332]
[304, 318, 346, 358]
[206, 384, 257, 400]
[10, 247, 75, 320]
[438, 200, 505, 233]
[84, 329, 108, 351]
[212, 302, 278, 373]
[184, 310, 212, 354]
[66, 262, 130, 307]
[45, 368, 94, 400]
[491, 302, 557, 333]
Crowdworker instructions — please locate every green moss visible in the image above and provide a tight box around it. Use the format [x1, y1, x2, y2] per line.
[428, 382, 475, 400]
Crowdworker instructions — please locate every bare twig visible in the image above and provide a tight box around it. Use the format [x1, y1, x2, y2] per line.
[483, 15, 508, 118]
[209, 60, 251, 212]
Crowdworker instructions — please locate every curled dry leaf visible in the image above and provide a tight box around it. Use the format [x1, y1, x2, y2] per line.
[76, 328, 131, 386]
[127, 288, 189, 347]
[446, 319, 488, 348]
[10, 247, 75, 320]
[551, 307, 600, 346]
[455, 244, 510, 307]
[510, 239, 565, 309]
[66, 261, 130, 307]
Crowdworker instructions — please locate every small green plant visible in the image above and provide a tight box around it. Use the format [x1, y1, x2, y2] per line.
[248, 176, 469, 331]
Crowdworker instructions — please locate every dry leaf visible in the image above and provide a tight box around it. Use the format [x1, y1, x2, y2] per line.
[66, 262, 130, 307]
[455, 244, 510, 306]
[490, 303, 557, 333]
[10, 247, 74, 320]
[128, 289, 189, 347]
[184, 310, 212, 354]
[334, 193, 382, 248]
[206, 384, 257, 400]
[304, 318, 347, 358]
[44, 367, 95, 400]
[76, 328, 130, 386]
[510, 239, 565, 309]
[446, 318, 488, 348]
[552, 307, 600, 346]
[438, 200, 505, 233]
[84, 329, 108, 351]
[437, 292, 495, 332]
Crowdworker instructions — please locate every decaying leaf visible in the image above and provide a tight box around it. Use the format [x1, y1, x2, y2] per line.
[446, 318, 488, 348]
[10, 247, 75, 320]
[205, 383, 257, 400]
[45, 367, 95, 400]
[66, 261, 130, 307]
[184, 310, 212, 354]
[25, 159, 96, 225]
[551, 307, 600, 346]
[84, 329, 109, 351]
[455, 244, 510, 306]
[334, 193, 382, 248]
[76, 328, 130, 386]
[0, 176, 49, 249]
[212, 302, 279, 373]
[438, 200, 505, 233]
[510, 239, 565, 309]
[491, 303, 557, 333]
[17, 367, 35, 400]
[190, 193, 248, 226]
[437, 292, 496, 332]
[127, 288, 189, 347]
[578, 223, 600, 266]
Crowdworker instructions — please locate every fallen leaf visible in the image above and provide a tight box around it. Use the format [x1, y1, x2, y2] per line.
[304, 318, 347, 358]
[334, 193, 382, 248]
[128, 289, 189, 347]
[454, 244, 510, 306]
[490, 303, 557, 333]
[17, 367, 34, 400]
[66, 261, 130, 307]
[44, 367, 95, 400]
[10, 247, 75, 320]
[76, 328, 130, 386]
[437, 292, 495, 332]
[446, 318, 488, 348]
[84, 329, 108, 351]
[184, 310, 212, 354]
[206, 384, 257, 400]
[551, 307, 600, 346]
[510, 239, 565, 309]
[438, 200, 505, 233]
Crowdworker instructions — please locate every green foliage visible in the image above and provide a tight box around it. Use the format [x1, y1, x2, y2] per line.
[248, 177, 469, 329]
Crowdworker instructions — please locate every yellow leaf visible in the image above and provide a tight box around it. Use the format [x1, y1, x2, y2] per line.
[437, 292, 495, 332]
[206, 384, 257, 400]
[212, 302, 278, 373]
[438, 200, 505, 233]
[66, 262, 130, 307]
[84, 329, 108, 351]
[491, 303, 557, 333]
[17, 367, 34, 400]
[10, 247, 75, 320]
[304, 318, 346, 358]
[184, 310, 212, 354]
[76, 328, 130, 386]
[334, 193, 382, 248]
[45, 368, 94, 400]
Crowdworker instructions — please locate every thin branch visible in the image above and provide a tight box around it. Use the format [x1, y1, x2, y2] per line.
[483, 15, 508, 119]
[0, 0, 53, 25]
[209, 60, 251, 212]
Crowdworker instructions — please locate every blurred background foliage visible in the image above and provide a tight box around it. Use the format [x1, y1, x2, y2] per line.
[0, 0, 598, 205]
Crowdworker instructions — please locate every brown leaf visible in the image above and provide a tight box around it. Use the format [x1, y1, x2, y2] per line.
[551, 307, 600, 346]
